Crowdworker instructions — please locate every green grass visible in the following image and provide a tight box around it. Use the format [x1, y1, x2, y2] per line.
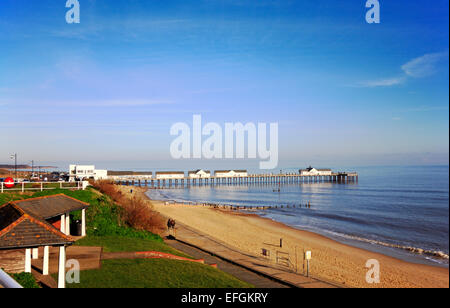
[0, 192, 30, 205]
[3, 187, 253, 288]
[9, 272, 40, 288]
[0, 187, 97, 206]
[75, 235, 191, 258]
[62, 258, 253, 288]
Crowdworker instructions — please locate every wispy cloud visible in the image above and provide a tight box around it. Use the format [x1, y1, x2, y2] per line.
[5, 98, 172, 108]
[75, 99, 172, 107]
[401, 51, 448, 78]
[356, 51, 448, 88]
[49, 19, 189, 41]
[357, 76, 406, 88]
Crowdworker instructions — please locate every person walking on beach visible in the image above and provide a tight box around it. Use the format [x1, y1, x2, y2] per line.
[167, 218, 176, 237]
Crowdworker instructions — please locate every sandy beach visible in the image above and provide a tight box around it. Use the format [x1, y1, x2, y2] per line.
[126, 187, 449, 288]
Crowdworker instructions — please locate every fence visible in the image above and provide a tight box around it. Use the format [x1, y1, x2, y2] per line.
[0, 181, 88, 193]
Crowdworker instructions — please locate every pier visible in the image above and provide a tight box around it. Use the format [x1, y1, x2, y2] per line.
[113, 172, 358, 188]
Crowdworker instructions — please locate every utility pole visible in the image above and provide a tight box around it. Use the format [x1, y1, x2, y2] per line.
[10, 154, 17, 179]
[31, 160, 34, 178]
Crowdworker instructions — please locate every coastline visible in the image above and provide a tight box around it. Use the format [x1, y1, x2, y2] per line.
[130, 187, 449, 288]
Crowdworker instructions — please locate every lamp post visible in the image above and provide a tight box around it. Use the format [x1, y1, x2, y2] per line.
[10, 154, 17, 179]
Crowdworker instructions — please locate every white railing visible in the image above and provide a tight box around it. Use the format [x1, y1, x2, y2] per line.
[0, 269, 23, 288]
[0, 181, 89, 193]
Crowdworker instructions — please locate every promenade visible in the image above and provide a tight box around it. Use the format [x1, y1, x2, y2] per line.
[167, 220, 340, 288]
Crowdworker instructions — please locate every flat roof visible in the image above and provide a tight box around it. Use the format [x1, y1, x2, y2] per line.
[13, 194, 89, 220]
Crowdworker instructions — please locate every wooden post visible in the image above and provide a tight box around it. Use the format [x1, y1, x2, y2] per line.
[25, 249, 32, 273]
[43, 246, 50, 275]
[58, 246, 66, 288]
[81, 208, 86, 237]
[60, 214, 66, 234]
[307, 259, 310, 277]
[305, 251, 311, 277]
[65, 214, 70, 235]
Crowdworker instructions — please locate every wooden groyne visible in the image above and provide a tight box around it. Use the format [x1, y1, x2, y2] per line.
[114, 172, 358, 188]
[158, 200, 314, 212]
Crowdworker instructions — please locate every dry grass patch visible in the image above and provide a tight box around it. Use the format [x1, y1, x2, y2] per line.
[92, 181, 165, 235]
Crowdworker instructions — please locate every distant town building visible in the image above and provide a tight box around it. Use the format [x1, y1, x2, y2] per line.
[299, 166, 332, 176]
[155, 171, 185, 180]
[188, 170, 211, 178]
[69, 165, 108, 182]
[214, 170, 248, 178]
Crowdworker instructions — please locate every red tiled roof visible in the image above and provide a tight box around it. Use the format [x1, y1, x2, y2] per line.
[0, 203, 74, 250]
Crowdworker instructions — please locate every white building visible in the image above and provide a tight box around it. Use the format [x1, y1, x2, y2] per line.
[155, 172, 185, 180]
[94, 169, 108, 180]
[299, 167, 332, 176]
[69, 165, 108, 181]
[214, 170, 248, 178]
[188, 170, 211, 179]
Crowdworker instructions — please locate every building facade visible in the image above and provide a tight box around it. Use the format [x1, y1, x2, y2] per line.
[69, 165, 108, 182]
[299, 167, 332, 176]
[155, 172, 185, 180]
[188, 170, 211, 178]
[214, 170, 248, 178]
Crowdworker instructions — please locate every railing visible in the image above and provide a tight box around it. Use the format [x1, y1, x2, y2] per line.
[0, 269, 23, 288]
[0, 181, 89, 193]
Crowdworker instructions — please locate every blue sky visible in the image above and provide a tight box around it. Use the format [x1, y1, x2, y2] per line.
[0, 0, 448, 171]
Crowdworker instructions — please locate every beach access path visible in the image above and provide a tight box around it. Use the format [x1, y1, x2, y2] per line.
[165, 220, 339, 288]
[164, 236, 288, 288]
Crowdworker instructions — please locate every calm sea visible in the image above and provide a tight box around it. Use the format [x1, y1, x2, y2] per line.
[146, 165, 449, 267]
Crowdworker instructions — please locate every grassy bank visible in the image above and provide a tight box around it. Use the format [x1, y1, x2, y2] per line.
[61, 258, 253, 288]
[1, 186, 252, 287]
[75, 235, 190, 257]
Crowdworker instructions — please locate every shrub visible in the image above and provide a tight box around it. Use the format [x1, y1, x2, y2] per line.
[122, 196, 164, 234]
[31, 188, 163, 241]
[91, 181, 165, 235]
[9, 272, 40, 288]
